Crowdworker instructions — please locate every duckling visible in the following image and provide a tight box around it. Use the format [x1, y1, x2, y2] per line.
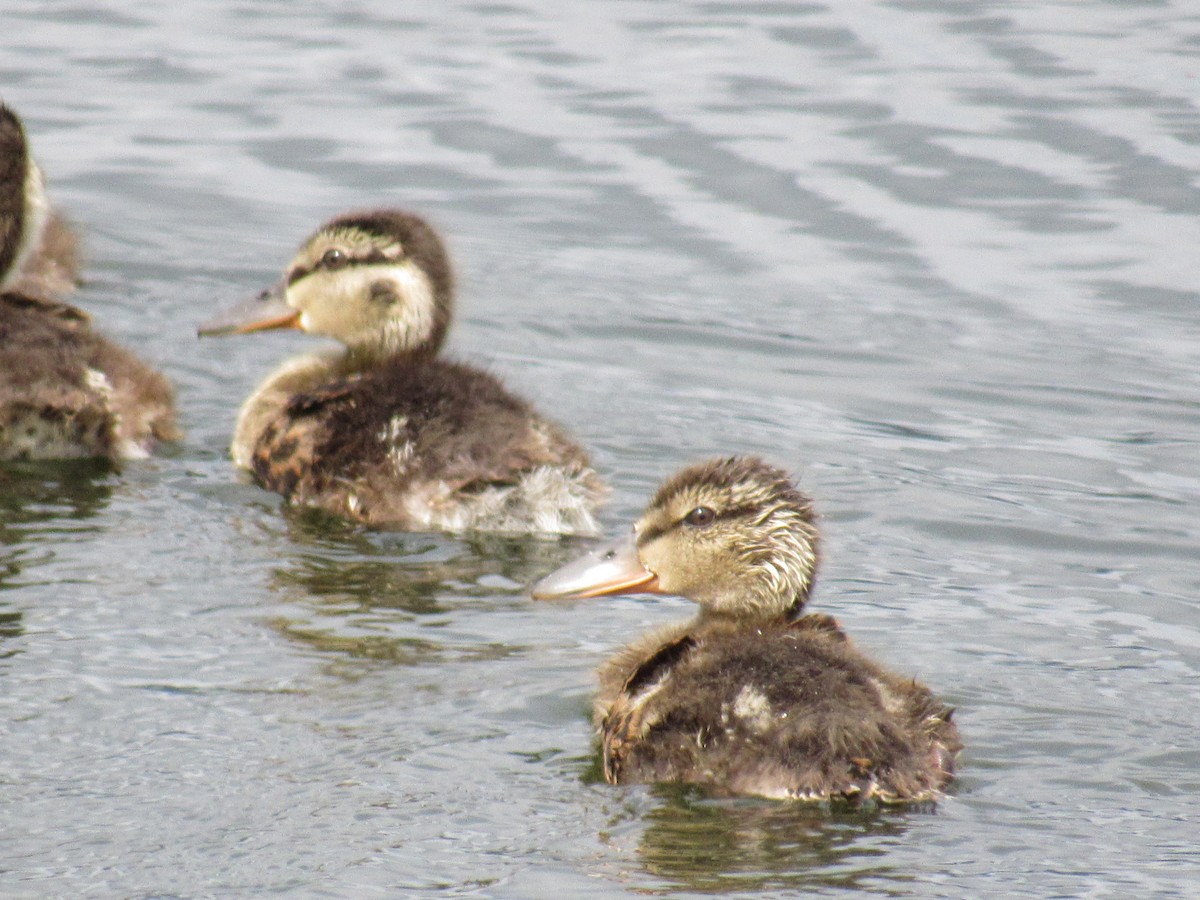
[533, 456, 961, 803]
[0, 103, 178, 461]
[199, 209, 603, 534]
[0, 104, 79, 300]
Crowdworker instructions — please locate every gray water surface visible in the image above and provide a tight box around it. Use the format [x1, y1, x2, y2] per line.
[3, 1, 1200, 896]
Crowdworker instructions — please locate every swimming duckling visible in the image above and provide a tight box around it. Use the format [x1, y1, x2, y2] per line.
[0, 103, 178, 461]
[199, 209, 603, 534]
[533, 456, 960, 803]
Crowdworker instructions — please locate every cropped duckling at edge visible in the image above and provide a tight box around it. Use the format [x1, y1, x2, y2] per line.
[533, 456, 961, 804]
[199, 209, 604, 534]
[0, 103, 178, 461]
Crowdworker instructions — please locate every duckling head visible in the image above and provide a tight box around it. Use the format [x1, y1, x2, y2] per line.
[534, 457, 820, 621]
[200, 209, 453, 360]
[0, 103, 52, 292]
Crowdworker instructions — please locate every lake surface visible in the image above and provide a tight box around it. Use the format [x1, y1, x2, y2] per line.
[3, 1, 1199, 896]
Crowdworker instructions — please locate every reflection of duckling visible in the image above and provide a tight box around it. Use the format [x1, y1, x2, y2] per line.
[534, 457, 960, 803]
[0, 104, 178, 461]
[200, 209, 603, 534]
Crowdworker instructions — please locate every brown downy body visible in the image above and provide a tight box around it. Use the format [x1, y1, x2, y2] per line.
[200, 209, 603, 534]
[534, 456, 960, 803]
[0, 103, 177, 461]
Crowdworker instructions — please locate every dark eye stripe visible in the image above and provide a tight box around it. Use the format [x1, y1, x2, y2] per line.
[635, 503, 760, 547]
[286, 264, 312, 286]
[713, 504, 759, 522]
[364, 248, 398, 264]
[636, 523, 667, 546]
[285, 249, 402, 286]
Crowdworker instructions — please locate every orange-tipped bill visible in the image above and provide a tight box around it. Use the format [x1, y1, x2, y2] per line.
[531, 532, 660, 600]
[198, 283, 300, 337]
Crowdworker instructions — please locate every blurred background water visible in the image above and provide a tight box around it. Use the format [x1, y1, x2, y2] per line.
[2, 1, 1199, 896]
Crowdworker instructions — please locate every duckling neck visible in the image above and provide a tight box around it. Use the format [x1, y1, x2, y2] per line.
[693, 584, 813, 628]
[694, 606, 790, 631]
[341, 341, 438, 373]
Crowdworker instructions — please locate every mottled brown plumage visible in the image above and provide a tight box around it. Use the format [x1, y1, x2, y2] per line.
[534, 457, 961, 803]
[0, 103, 177, 461]
[200, 209, 603, 533]
[0, 102, 79, 299]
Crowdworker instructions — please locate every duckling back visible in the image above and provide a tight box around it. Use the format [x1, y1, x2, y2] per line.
[598, 614, 960, 803]
[247, 356, 603, 534]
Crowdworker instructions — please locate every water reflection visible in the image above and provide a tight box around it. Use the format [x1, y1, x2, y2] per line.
[0, 461, 115, 658]
[274, 511, 584, 612]
[626, 785, 915, 895]
[263, 511, 590, 672]
[0, 460, 114, 587]
[0, 603, 22, 658]
[0, 459, 114, 526]
[268, 618, 514, 673]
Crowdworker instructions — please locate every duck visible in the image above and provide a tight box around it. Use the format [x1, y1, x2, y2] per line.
[0, 102, 178, 461]
[532, 456, 961, 803]
[198, 208, 604, 534]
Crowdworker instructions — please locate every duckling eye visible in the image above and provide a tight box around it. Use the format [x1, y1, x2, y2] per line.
[321, 248, 348, 270]
[683, 506, 715, 528]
